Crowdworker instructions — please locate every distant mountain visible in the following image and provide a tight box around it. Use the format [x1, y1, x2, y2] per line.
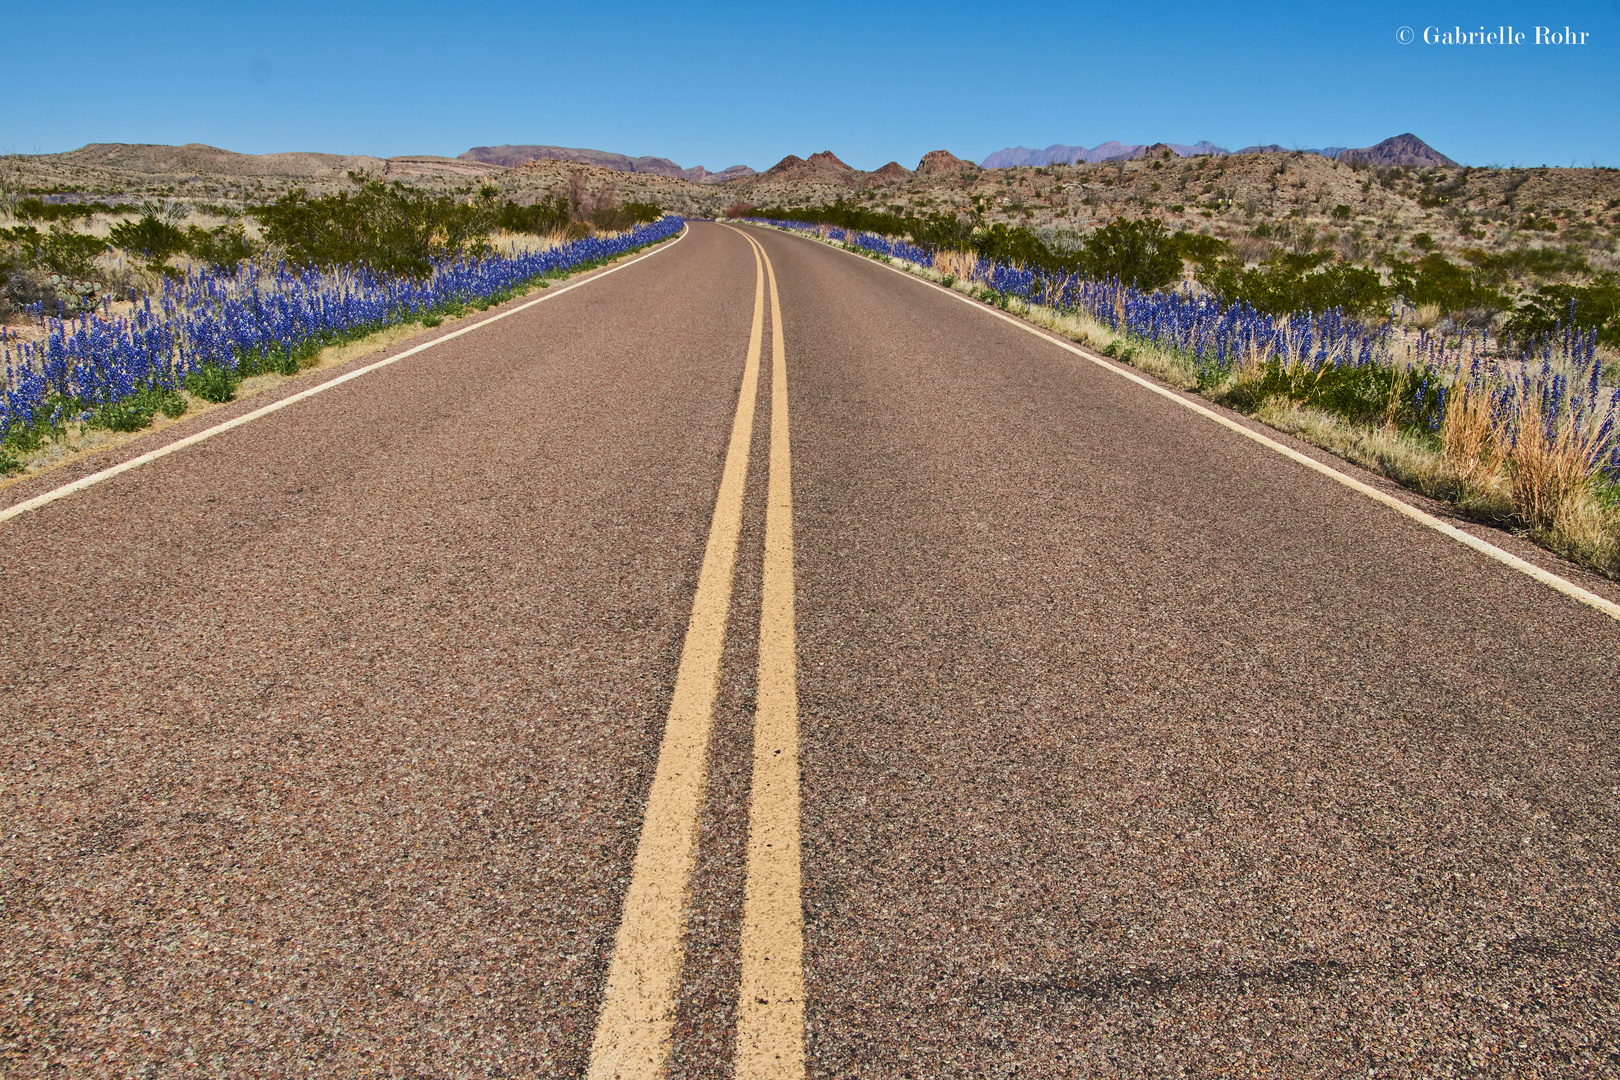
[1335, 133, 1456, 168]
[985, 134, 1456, 168]
[458, 144, 756, 184]
[1231, 144, 1349, 157]
[981, 140, 1228, 167]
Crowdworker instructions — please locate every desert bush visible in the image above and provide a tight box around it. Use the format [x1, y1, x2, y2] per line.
[2, 223, 108, 281]
[1201, 251, 1390, 319]
[588, 198, 664, 232]
[1505, 278, 1620, 347]
[255, 173, 504, 277]
[1076, 218, 1182, 291]
[184, 222, 260, 268]
[110, 215, 188, 267]
[496, 196, 571, 237]
[1386, 254, 1511, 315]
[13, 197, 135, 223]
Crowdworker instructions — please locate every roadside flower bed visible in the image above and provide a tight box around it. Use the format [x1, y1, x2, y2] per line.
[1, 217, 685, 457]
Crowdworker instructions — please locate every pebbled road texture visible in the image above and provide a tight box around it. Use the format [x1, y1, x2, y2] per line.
[3, 220, 1619, 1078]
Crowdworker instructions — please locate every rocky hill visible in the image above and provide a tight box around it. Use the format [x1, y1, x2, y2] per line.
[1337, 134, 1457, 169]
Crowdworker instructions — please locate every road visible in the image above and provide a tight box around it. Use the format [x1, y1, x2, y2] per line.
[2, 221, 1616, 1078]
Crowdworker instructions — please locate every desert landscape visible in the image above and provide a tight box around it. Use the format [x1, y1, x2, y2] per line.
[6, 133, 1618, 330]
[3, 124, 1619, 1080]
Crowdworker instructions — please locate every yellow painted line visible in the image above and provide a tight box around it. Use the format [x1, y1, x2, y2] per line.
[0, 225, 687, 526]
[728, 230, 806, 1080]
[754, 224, 1620, 625]
[587, 229, 765, 1079]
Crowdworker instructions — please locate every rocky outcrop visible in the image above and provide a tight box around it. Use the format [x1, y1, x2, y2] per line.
[916, 150, 975, 175]
[764, 151, 859, 186]
[865, 161, 911, 184]
[689, 164, 758, 184]
[982, 141, 1230, 168]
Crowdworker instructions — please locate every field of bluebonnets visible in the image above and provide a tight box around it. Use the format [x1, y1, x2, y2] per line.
[752, 215, 1620, 575]
[0, 193, 683, 473]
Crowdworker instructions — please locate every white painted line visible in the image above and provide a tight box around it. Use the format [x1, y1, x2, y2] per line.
[0, 225, 689, 525]
[753, 224, 1620, 624]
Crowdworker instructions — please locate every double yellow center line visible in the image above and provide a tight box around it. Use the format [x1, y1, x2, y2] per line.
[587, 226, 804, 1080]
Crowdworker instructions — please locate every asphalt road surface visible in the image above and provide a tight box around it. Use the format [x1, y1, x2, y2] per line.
[2, 221, 1617, 1079]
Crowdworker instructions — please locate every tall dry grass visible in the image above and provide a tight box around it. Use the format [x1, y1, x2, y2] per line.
[1501, 391, 1617, 568]
[933, 249, 979, 281]
[487, 230, 568, 258]
[1438, 386, 1508, 513]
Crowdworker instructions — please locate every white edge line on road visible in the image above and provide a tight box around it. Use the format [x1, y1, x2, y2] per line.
[750, 223, 1620, 624]
[0, 224, 690, 525]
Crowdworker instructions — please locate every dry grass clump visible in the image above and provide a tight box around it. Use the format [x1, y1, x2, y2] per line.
[1503, 395, 1618, 569]
[487, 230, 566, 258]
[1412, 303, 1444, 329]
[1438, 387, 1509, 513]
[933, 249, 979, 281]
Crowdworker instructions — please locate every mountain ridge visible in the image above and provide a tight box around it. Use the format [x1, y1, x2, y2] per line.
[980, 134, 1456, 169]
[458, 144, 755, 184]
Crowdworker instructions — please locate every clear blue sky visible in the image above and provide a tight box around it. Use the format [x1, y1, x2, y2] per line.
[4, 0, 1617, 169]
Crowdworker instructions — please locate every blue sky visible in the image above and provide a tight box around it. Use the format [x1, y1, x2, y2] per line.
[4, 0, 1617, 169]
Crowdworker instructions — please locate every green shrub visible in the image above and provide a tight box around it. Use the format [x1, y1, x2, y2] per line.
[41, 226, 108, 279]
[1076, 218, 1182, 291]
[1460, 245, 1589, 284]
[184, 222, 259, 267]
[184, 364, 239, 403]
[87, 385, 188, 432]
[1387, 254, 1511, 314]
[13, 197, 135, 222]
[109, 215, 188, 264]
[1201, 252, 1391, 319]
[255, 173, 503, 278]
[1505, 278, 1620, 346]
[496, 196, 571, 236]
[2, 224, 108, 279]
